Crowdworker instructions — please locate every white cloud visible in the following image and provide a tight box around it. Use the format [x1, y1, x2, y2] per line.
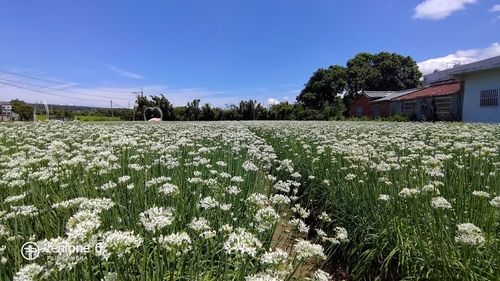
[106, 64, 144, 79]
[414, 0, 477, 20]
[267, 98, 280, 105]
[491, 4, 500, 12]
[418, 42, 500, 74]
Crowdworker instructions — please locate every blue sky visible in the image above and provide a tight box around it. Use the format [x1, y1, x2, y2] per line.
[0, 0, 499, 107]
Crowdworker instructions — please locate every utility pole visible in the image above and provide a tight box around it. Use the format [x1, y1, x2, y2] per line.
[110, 100, 114, 117]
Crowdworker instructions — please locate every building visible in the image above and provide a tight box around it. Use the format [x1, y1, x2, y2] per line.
[449, 56, 500, 123]
[349, 89, 419, 118]
[0, 101, 12, 121]
[392, 82, 462, 121]
[370, 89, 420, 117]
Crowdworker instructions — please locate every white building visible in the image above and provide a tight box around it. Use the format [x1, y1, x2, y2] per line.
[450, 56, 500, 123]
[0, 101, 13, 121]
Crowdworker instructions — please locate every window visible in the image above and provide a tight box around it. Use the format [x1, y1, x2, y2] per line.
[435, 96, 452, 114]
[356, 106, 364, 116]
[403, 102, 416, 116]
[480, 89, 499, 107]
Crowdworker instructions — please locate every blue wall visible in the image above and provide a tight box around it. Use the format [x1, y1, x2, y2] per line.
[462, 68, 500, 123]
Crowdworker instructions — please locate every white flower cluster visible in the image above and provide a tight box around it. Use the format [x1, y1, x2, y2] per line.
[431, 197, 452, 209]
[139, 206, 174, 233]
[454, 223, 485, 246]
[157, 232, 192, 255]
[97, 230, 143, 260]
[224, 228, 263, 258]
[293, 240, 326, 261]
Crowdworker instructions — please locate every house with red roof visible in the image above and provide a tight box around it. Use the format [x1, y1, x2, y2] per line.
[392, 82, 462, 121]
[349, 89, 419, 118]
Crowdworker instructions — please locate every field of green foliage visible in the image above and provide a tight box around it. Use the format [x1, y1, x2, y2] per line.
[0, 121, 498, 281]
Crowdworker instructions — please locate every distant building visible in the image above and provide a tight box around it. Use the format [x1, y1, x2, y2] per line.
[449, 56, 500, 123]
[392, 82, 462, 121]
[349, 89, 419, 118]
[0, 101, 12, 121]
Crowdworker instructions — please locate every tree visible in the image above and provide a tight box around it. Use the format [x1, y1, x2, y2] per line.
[201, 103, 216, 121]
[346, 52, 421, 94]
[297, 65, 347, 109]
[151, 94, 174, 120]
[10, 99, 33, 120]
[186, 99, 201, 121]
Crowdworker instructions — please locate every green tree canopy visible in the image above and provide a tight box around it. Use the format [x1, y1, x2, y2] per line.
[296, 65, 347, 108]
[346, 52, 422, 94]
[10, 99, 33, 121]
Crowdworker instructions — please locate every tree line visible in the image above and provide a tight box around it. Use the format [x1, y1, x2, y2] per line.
[10, 52, 422, 121]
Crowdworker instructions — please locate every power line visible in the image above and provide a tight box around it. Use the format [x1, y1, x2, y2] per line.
[0, 77, 131, 101]
[0, 69, 133, 94]
[0, 81, 109, 102]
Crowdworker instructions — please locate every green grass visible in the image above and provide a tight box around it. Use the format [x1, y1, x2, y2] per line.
[0, 122, 329, 281]
[250, 121, 499, 280]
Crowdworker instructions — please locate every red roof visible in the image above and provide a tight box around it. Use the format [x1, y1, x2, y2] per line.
[395, 82, 461, 101]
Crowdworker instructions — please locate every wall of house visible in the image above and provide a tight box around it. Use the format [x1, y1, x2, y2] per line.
[462, 68, 500, 123]
[349, 95, 373, 117]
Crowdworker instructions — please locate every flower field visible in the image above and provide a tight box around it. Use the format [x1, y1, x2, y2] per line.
[0, 121, 499, 280]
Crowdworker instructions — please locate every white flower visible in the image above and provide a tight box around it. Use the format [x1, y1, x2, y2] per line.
[309, 269, 331, 281]
[247, 193, 269, 208]
[289, 218, 309, 234]
[158, 183, 179, 196]
[291, 204, 309, 219]
[227, 185, 241, 195]
[224, 228, 262, 258]
[242, 160, 258, 172]
[139, 206, 174, 233]
[245, 272, 282, 281]
[260, 248, 288, 266]
[97, 181, 117, 191]
[188, 217, 211, 232]
[398, 188, 420, 198]
[157, 232, 192, 255]
[455, 223, 485, 246]
[293, 240, 326, 261]
[4, 205, 39, 219]
[102, 272, 118, 281]
[0, 224, 10, 237]
[200, 196, 219, 209]
[273, 181, 291, 193]
[4, 192, 28, 204]
[318, 212, 331, 222]
[98, 231, 143, 260]
[431, 197, 452, 209]
[270, 194, 290, 205]
[118, 175, 131, 183]
[378, 194, 390, 202]
[255, 206, 280, 232]
[472, 191, 490, 198]
[13, 263, 44, 281]
[490, 196, 500, 208]
[231, 176, 245, 183]
[66, 210, 101, 241]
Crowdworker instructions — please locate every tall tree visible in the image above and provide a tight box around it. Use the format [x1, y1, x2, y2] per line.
[296, 65, 347, 109]
[186, 99, 201, 121]
[10, 99, 33, 120]
[150, 94, 174, 120]
[346, 52, 422, 94]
